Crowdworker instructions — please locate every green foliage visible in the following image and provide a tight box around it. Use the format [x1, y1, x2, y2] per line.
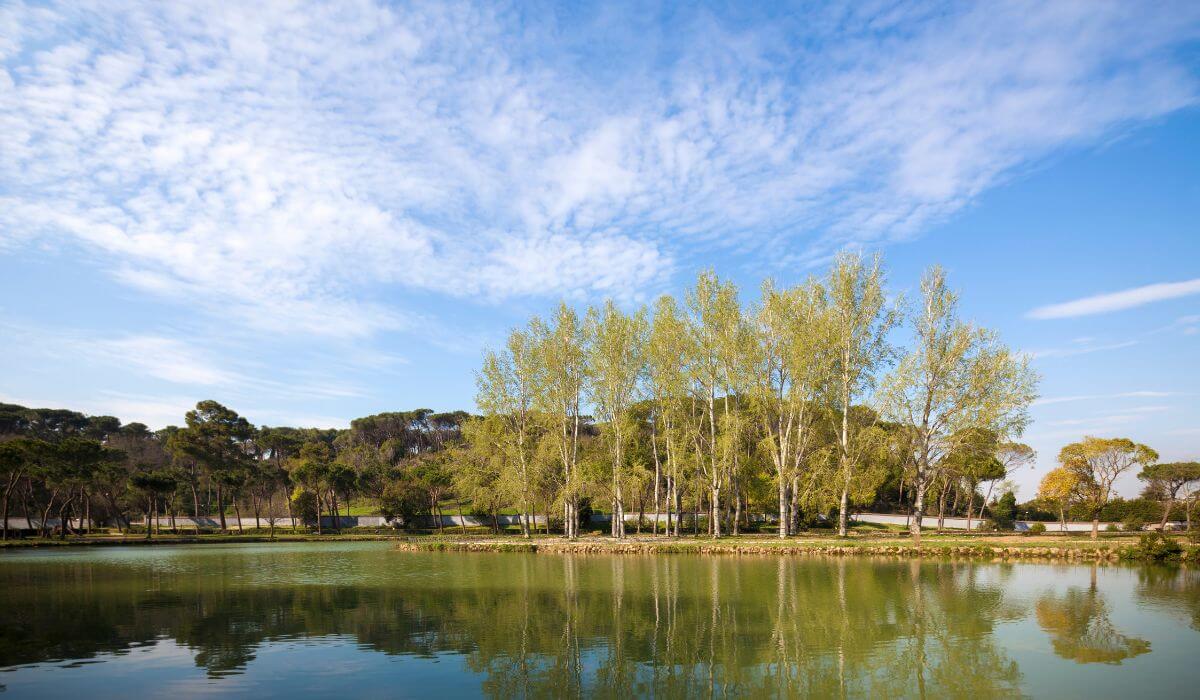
[1028, 522, 1046, 535]
[379, 481, 427, 529]
[290, 490, 319, 527]
[1121, 513, 1147, 532]
[1127, 532, 1183, 561]
[990, 491, 1017, 530]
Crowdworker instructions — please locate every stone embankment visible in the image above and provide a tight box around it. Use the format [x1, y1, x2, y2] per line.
[395, 538, 1129, 561]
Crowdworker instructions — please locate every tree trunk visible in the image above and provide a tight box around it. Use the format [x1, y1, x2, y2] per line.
[1160, 496, 1174, 530]
[732, 484, 741, 536]
[910, 477, 927, 545]
[965, 480, 976, 532]
[837, 484, 850, 537]
[673, 479, 682, 537]
[936, 479, 950, 533]
[216, 483, 227, 532]
[1091, 517, 1099, 540]
[651, 425, 661, 536]
[315, 493, 323, 535]
[778, 476, 788, 539]
[710, 485, 721, 539]
[40, 491, 58, 538]
[1, 471, 20, 541]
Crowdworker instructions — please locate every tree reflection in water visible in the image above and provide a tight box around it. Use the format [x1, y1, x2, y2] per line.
[1035, 566, 1151, 664]
[0, 550, 1191, 696]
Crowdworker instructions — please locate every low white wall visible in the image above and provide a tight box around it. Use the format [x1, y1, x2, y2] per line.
[0, 517, 92, 530]
[131, 512, 1185, 532]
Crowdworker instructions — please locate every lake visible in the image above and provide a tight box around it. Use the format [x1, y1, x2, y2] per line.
[1, 542, 1198, 698]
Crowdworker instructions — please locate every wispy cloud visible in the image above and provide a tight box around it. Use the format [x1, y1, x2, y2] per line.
[1028, 339, 1137, 359]
[99, 336, 237, 386]
[1033, 391, 1174, 406]
[1, 1, 1197, 336]
[1028, 278, 1200, 320]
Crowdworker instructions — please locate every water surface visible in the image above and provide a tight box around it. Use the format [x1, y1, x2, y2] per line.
[1, 542, 1198, 697]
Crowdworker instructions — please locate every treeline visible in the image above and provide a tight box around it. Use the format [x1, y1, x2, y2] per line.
[4, 253, 1193, 541]
[0, 401, 469, 538]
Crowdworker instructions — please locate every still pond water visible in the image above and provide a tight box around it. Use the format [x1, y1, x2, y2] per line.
[1, 542, 1198, 698]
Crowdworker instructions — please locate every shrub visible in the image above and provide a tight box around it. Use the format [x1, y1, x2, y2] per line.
[1028, 522, 1047, 535]
[1122, 514, 1147, 532]
[976, 520, 998, 533]
[991, 492, 1017, 530]
[1132, 532, 1183, 561]
[1105, 523, 1120, 533]
[379, 482, 427, 529]
[290, 489, 319, 527]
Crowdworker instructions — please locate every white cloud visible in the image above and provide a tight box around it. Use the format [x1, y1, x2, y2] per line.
[100, 336, 235, 386]
[1, 1, 1197, 337]
[1033, 390, 1174, 406]
[1028, 278, 1200, 320]
[1028, 339, 1137, 359]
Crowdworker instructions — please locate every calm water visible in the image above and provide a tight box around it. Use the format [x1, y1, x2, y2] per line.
[1, 543, 1198, 698]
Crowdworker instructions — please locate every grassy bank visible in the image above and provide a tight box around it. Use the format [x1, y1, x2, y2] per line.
[395, 532, 1200, 562]
[0, 532, 408, 548]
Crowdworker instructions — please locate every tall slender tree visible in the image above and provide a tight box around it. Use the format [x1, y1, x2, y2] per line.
[647, 295, 691, 537]
[684, 271, 743, 538]
[882, 267, 1038, 543]
[477, 325, 540, 538]
[585, 300, 648, 539]
[825, 252, 897, 536]
[533, 304, 588, 539]
[750, 279, 832, 538]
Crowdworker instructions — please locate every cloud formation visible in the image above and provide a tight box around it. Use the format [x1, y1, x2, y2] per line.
[2, 1, 1198, 337]
[1028, 278, 1200, 320]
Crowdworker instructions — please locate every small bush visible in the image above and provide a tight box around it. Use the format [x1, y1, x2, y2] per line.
[1132, 532, 1183, 561]
[976, 520, 998, 533]
[1028, 522, 1047, 535]
[1122, 514, 1147, 532]
[1105, 523, 1120, 533]
[1188, 529, 1200, 545]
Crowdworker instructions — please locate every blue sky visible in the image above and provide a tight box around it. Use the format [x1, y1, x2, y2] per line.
[1, 1, 1198, 497]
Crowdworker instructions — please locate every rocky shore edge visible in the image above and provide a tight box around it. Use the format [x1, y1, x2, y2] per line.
[394, 538, 1162, 562]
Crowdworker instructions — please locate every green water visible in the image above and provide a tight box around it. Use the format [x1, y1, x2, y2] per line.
[0, 543, 1197, 698]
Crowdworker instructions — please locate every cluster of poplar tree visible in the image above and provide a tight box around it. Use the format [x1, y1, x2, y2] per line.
[472, 252, 1040, 541]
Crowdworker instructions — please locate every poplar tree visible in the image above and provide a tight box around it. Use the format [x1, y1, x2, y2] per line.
[533, 304, 588, 539]
[476, 326, 539, 537]
[825, 252, 896, 536]
[647, 295, 690, 537]
[750, 279, 832, 538]
[881, 267, 1038, 543]
[585, 301, 648, 539]
[685, 271, 741, 538]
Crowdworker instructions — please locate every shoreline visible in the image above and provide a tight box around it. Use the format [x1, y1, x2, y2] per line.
[0, 533, 403, 549]
[395, 534, 1198, 562]
[3, 532, 1194, 564]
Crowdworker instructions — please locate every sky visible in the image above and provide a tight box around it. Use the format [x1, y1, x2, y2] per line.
[1, 0, 1198, 498]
